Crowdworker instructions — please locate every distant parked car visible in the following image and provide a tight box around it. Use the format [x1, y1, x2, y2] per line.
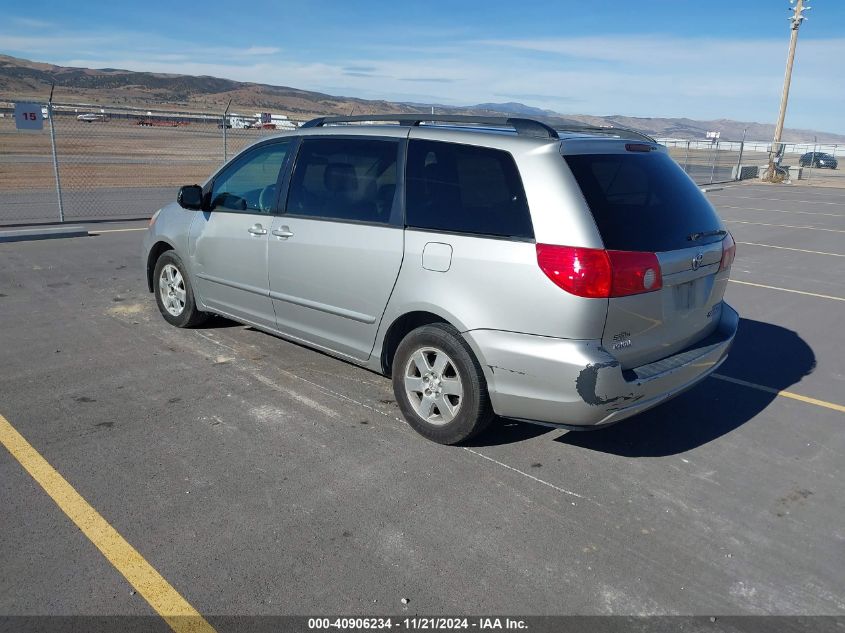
[77, 113, 109, 123]
[799, 152, 838, 169]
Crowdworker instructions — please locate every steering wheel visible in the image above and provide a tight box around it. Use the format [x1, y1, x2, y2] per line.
[259, 184, 277, 213]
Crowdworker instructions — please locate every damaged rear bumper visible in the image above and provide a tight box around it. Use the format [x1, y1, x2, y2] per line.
[465, 302, 739, 428]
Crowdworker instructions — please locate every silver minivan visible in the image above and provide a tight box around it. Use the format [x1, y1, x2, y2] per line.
[143, 115, 738, 444]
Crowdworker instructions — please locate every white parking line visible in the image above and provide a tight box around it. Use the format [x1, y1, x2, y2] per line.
[190, 317, 845, 496]
[94, 227, 148, 233]
[736, 242, 845, 257]
[709, 194, 845, 206]
[729, 279, 845, 301]
[718, 204, 843, 218]
[725, 220, 845, 233]
[462, 447, 587, 502]
[191, 329, 597, 506]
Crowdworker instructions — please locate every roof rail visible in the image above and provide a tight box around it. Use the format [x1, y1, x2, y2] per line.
[301, 114, 560, 139]
[555, 124, 656, 143]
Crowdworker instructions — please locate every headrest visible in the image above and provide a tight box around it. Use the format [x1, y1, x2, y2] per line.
[324, 163, 357, 193]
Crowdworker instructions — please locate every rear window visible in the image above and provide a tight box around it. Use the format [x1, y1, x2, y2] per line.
[564, 152, 723, 252]
[406, 140, 533, 239]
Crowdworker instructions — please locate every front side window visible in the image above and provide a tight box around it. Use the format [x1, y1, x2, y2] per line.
[285, 138, 399, 224]
[405, 140, 533, 239]
[210, 141, 291, 213]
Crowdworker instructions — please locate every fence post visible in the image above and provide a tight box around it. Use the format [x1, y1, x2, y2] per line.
[683, 141, 690, 173]
[47, 85, 65, 223]
[734, 127, 747, 181]
[222, 99, 232, 163]
[709, 141, 718, 184]
[806, 141, 817, 183]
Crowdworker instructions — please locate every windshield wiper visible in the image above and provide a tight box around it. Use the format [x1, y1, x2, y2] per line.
[687, 229, 727, 242]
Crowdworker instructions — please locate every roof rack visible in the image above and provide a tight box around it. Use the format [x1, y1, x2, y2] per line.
[301, 114, 657, 144]
[301, 114, 560, 139]
[554, 124, 656, 143]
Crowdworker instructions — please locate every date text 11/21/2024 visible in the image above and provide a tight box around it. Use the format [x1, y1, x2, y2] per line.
[307, 617, 528, 630]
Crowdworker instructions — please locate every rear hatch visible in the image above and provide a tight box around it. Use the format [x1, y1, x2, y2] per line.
[564, 146, 731, 369]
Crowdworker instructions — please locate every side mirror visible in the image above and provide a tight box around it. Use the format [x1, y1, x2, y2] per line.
[177, 185, 204, 210]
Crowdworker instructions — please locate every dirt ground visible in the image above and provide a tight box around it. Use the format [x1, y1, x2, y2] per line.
[0, 115, 283, 190]
[2, 115, 842, 193]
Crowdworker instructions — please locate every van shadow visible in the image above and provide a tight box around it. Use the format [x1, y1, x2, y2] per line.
[477, 318, 815, 456]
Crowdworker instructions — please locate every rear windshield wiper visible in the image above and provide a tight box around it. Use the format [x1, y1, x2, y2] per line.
[687, 229, 727, 242]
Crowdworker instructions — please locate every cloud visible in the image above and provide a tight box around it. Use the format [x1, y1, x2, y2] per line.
[236, 46, 281, 56]
[495, 92, 581, 103]
[399, 77, 459, 83]
[3, 24, 843, 133]
[343, 71, 387, 78]
[10, 17, 54, 29]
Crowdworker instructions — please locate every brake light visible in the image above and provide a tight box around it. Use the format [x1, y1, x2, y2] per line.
[720, 232, 736, 271]
[536, 244, 662, 298]
[625, 143, 656, 152]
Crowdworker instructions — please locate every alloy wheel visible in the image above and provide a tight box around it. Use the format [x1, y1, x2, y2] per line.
[403, 347, 463, 425]
[158, 264, 186, 317]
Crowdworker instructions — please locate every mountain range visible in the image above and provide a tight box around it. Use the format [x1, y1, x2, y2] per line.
[2, 54, 843, 143]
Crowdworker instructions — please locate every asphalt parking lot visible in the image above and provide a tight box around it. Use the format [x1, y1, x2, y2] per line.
[1, 182, 843, 628]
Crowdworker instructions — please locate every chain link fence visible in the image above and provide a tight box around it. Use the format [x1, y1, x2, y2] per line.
[0, 101, 299, 225]
[1, 99, 842, 225]
[659, 138, 844, 186]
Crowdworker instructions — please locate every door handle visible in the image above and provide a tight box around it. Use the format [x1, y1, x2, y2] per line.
[271, 226, 294, 238]
[248, 224, 267, 236]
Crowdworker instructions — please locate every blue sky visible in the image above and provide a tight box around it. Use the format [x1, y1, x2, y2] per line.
[2, 0, 844, 133]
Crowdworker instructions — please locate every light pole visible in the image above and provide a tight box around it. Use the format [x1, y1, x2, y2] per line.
[766, 0, 811, 181]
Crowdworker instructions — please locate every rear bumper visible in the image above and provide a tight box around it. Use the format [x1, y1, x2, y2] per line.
[466, 302, 739, 428]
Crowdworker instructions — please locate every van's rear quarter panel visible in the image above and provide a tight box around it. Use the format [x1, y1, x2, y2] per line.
[389, 231, 609, 340]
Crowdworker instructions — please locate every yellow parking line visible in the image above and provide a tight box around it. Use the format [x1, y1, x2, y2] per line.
[736, 242, 845, 257]
[711, 375, 845, 413]
[0, 413, 216, 633]
[724, 220, 845, 233]
[728, 279, 845, 301]
[94, 228, 148, 233]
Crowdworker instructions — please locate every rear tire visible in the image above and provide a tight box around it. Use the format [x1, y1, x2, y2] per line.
[392, 323, 494, 445]
[153, 251, 208, 328]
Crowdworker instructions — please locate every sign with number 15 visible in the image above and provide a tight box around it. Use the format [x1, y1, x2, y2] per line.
[15, 102, 44, 131]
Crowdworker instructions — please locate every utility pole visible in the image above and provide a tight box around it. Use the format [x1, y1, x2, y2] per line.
[766, 0, 811, 181]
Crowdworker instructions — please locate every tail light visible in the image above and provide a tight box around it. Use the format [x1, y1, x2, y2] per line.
[536, 244, 662, 298]
[536, 244, 611, 298]
[608, 250, 663, 296]
[720, 232, 736, 271]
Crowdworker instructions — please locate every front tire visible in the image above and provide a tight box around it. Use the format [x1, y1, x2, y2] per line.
[392, 323, 494, 445]
[153, 251, 208, 328]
